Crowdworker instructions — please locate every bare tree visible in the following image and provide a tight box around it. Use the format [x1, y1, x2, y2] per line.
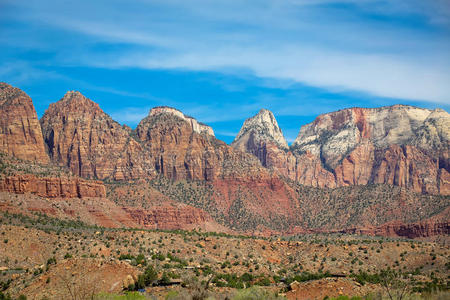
[60, 268, 97, 300]
[379, 269, 409, 300]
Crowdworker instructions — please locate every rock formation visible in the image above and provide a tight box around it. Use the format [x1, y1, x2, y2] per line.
[0, 83, 49, 163]
[123, 205, 212, 230]
[232, 109, 288, 154]
[234, 106, 450, 194]
[149, 106, 215, 136]
[0, 82, 448, 238]
[0, 174, 106, 198]
[135, 107, 265, 181]
[291, 105, 449, 194]
[40, 91, 155, 180]
[231, 109, 293, 179]
[291, 105, 442, 167]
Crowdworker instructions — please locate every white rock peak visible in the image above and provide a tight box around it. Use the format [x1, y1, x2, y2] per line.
[290, 105, 449, 168]
[149, 106, 215, 136]
[232, 109, 288, 149]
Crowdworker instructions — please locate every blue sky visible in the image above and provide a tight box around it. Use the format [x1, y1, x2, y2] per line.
[1, 0, 449, 143]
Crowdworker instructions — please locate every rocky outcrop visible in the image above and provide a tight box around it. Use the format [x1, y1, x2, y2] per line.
[40, 91, 155, 180]
[412, 108, 450, 150]
[0, 174, 106, 198]
[123, 205, 212, 230]
[0, 83, 49, 163]
[232, 109, 287, 152]
[39, 94, 262, 182]
[149, 106, 215, 136]
[136, 107, 266, 181]
[292, 105, 449, 194]
[1, 82, 448, 237]
[342, 221, 450, 239]
[231, 109, 291, 178]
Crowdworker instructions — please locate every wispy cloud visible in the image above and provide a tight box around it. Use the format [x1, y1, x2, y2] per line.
[110, 107, 150, 125]
[2, 0, 450, 104]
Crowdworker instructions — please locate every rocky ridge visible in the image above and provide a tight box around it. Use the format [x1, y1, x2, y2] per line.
[234, 106, 449, 195]
[0, 82, 449, 238]
[291, 105, 446, 168]
[40, 91, 155, 180]
[135, 108, 267, 182]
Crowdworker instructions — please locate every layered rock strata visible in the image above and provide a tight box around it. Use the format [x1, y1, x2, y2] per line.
[0, 174, 106, 198]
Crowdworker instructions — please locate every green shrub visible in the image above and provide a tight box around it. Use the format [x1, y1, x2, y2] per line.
[232, 286, 285, 300]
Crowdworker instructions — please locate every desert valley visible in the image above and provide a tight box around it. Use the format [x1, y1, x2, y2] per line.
[0, 82, 448, 299]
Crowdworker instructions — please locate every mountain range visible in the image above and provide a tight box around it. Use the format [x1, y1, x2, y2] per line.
[0, 82, 448, 238]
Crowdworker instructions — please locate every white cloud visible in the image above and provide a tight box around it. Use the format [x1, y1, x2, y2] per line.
[3, 0, 450, 104]
[110, 108, 150, 125]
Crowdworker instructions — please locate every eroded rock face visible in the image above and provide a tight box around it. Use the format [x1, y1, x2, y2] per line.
[232, 109, 288, 152]
[40, 91, 155, 180]
[291, 105, 434, 167]
[290, 105, 449, 194]
[1, 83, 448, 237]
[231, 109, 292, 180]
[234, 106, 449, 194]
[136, 108, 266, 181]
[0, 83, 49, 163]
[412, 109, 449, 148]
[0, 174, 106, 198]
[123, 205, 212, 230]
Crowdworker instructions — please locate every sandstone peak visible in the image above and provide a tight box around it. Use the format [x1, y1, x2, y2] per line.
[0, 83, 49, 163]
[232, 109, 288, 150]
[148, 106, 214, 136]
[0, 82, 23, 104]
[40, 91, 155, 180]
[57, 90, 101, 111]
[0, 82, 12, 89]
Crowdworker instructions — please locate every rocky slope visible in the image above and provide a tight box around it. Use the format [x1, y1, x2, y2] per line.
[0, 153, 223, 231]
[40, 91, 155, 180]
[0, 83, 49, 163]
[2, 216, 447, 300]
[342, 220, 450, 239]
[123, 205, 213, 230]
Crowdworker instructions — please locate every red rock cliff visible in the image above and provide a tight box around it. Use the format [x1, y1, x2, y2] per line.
[0, 174, 106, 198]
[40, 91, 155, 180]
[0, 83, 49, 163]
[135, 107, 267, 182]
